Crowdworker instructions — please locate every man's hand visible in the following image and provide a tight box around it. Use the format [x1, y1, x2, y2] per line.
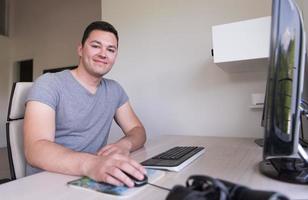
[84, 153, 146, 187]
[97, 143, 130, 156]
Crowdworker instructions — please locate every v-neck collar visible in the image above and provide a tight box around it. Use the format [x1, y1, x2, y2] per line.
[66, 70, 103, 96]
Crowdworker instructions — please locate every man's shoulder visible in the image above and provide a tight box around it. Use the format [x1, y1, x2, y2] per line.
[102, 78, 122, 88]
[101, 78, 127, 98]
[34, 70, 69, 84]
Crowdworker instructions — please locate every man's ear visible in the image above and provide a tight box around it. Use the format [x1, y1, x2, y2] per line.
[77, 43, 83, 57]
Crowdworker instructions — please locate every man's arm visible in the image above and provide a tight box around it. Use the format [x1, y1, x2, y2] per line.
[97, 101, 146, 156]
[24, 101, 146, 187]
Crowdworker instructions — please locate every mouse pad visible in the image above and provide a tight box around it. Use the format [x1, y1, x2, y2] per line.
[67, 169, 165, 197]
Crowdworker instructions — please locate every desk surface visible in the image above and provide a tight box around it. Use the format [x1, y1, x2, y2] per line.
[1, 135, 308, 200]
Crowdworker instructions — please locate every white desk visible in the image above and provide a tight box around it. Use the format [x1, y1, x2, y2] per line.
[1, 135, 308, 200]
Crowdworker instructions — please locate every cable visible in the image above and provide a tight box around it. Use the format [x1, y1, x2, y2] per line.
[300, 115, 308, 147]
[147, 182, 171, 191]
[300, 114, 304, 139]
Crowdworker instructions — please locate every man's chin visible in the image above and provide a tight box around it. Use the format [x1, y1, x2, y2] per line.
[92, 70, 111, 78]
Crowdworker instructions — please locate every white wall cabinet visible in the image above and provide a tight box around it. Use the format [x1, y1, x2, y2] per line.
[212, 16, 271, 73]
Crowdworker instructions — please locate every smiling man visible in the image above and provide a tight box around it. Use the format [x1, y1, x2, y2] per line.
[23, 21, 147, 187]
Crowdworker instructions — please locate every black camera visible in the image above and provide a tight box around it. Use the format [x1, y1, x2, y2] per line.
[166, 175, 289, 200]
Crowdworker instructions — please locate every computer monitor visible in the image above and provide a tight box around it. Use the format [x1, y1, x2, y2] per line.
[260, 0, 308, 184]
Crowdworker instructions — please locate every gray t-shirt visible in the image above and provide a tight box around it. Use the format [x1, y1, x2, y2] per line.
[25, 70, 128, 175]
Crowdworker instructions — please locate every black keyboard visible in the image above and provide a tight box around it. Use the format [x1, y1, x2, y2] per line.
[152, 146, 200, 160]
[141, 146, 205, 171]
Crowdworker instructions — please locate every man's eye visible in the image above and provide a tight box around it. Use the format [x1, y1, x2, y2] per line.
[108, 49, 116, 53]
[91, 45, 100, 48]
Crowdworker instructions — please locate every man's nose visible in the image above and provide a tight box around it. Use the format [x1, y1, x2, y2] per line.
[98, 48, 107, 58]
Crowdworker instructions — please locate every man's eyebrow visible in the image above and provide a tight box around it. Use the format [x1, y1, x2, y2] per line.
[90, 40, 117, 49]
[90, 40, 101, 45]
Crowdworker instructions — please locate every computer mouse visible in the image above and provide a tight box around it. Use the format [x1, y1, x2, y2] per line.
[134, 174, 148, 187]
[123, 171, 148, 187]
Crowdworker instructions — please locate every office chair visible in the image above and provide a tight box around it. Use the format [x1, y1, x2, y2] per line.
[6, 82, 33, 180]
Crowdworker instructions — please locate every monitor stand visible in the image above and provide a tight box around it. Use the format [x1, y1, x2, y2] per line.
[254, 138, 264, 147]
[259, 144, 308, 184]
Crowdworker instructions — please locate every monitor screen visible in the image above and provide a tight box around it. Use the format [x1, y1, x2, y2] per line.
[260, 0, 308, 184]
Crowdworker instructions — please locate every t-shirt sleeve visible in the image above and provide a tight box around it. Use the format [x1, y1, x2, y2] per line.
[26, 73, 59, 110]
[113, 81, 129, 108]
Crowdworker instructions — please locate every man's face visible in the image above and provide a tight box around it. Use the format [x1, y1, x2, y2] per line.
[78, 30, 118, 78]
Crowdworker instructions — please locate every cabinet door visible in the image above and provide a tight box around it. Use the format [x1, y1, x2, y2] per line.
[212, 16, 271, 73]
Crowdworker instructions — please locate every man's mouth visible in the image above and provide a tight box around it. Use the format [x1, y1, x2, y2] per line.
[93, 59, 107, 65]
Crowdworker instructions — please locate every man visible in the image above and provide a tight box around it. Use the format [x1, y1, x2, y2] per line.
[24, 21, 146, 188]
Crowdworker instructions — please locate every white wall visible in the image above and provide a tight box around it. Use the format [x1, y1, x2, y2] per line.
[102, 0, 272, 141]
[1, 0, 307, 146]
[1, 0, 307, 147]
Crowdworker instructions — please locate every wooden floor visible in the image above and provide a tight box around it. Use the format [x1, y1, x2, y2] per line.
[0, 148, 10, 180]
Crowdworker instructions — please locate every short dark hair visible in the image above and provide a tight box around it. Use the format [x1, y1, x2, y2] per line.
[81, 21, 119, 46]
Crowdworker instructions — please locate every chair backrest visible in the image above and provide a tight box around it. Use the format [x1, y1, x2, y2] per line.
[6, 82, 33, 179]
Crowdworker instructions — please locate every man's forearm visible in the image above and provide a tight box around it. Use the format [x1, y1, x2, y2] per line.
[25, 139, 147, 186]
[25, 139, 96, 176]
[117, 126, 146, 152]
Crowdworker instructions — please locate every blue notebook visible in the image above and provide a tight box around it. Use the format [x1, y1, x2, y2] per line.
[67, 169, 165, 197]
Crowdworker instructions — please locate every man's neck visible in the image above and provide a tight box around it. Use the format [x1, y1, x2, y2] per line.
[71, 66, 102, 94]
